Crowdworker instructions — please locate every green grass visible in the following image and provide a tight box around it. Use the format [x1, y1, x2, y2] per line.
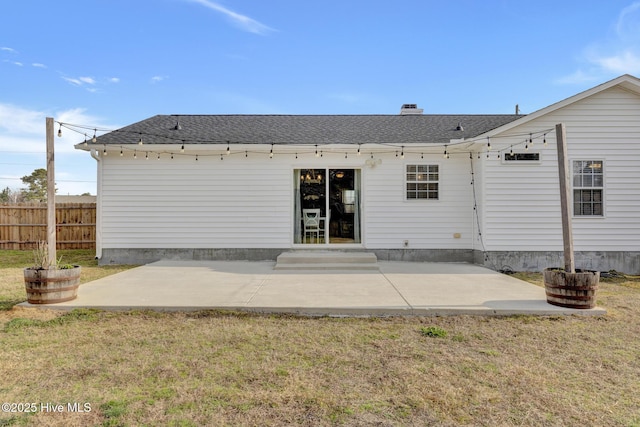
[1, 250, 640, 426]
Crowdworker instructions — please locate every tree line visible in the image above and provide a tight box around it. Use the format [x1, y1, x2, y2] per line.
[0, 168, 88, 203]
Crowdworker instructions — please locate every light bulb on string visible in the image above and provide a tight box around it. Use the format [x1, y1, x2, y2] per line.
[315, 145, 319, 157]
[103, 145, 107, 156]
[145, 152, 149, 160]
[401, 146, 405, 159]
[157, 153, 161, 160]
[134, 150, 137, 159]
[357, 144, 361, 156]
[181, 143, 185, 153]
[92, 129, 97, 143]
[487, 137, 491, 151]
[269, 144, 274, 158]
[57, 124, 62, 137]
[138, 136, 143, 145]
[543, 134, 547, 146]
[443, 146, 448, 159]
[120, 147, 123, 156]
[226, 141, 230, 156]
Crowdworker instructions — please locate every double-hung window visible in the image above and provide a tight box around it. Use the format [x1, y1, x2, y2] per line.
[573, 160, 603, 216]
[406, 165, 439, 200]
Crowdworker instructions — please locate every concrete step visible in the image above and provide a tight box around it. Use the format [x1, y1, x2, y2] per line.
[274, 251, 379, 271]
[274, 263, 380, 271]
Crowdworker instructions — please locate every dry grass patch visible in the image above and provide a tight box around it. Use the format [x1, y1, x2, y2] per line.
[1, 253, 639, 426]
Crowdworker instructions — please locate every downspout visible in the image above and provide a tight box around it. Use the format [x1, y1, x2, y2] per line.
[90, 149, 103, 260]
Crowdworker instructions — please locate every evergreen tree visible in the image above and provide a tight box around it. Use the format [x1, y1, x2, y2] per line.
[21, 168, 55, 201]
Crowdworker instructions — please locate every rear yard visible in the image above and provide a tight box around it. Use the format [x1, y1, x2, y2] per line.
[1, 250, 639, 426]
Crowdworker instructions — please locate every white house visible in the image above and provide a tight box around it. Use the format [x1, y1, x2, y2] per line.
[76, 74, 640, 273]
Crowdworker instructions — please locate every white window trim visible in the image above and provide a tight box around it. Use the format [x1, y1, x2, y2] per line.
[404, 162, 441, 202]
[571, 159, 605, 218]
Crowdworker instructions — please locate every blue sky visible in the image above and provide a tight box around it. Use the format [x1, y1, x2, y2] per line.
[1, 0, 639, 195]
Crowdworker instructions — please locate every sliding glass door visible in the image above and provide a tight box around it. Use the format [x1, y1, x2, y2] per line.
[294, 168, 361, 244]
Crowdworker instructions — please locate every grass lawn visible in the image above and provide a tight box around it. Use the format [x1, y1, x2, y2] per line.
[1, 250, 639, 426]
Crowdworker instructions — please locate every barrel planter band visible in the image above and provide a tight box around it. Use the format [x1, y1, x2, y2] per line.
[24, 266, 81, 304]
[543, 268, 599, 309]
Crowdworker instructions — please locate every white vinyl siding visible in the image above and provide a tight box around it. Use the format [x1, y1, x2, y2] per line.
[364, 157, 473, 249]
[100, 155, 292, 249]
[483, 86, 640, 251]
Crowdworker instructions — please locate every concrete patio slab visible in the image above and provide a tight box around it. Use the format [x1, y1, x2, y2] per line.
[20, 260, 607, 317]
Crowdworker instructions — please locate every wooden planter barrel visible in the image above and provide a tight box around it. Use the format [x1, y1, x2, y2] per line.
[543, 268, 599, 309]
[24, 266, 81, 304]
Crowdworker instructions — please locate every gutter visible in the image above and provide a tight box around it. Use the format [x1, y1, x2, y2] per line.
[89, 148, 103, 260]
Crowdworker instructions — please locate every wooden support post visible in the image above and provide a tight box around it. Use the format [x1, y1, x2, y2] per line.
[46, 117, 56, 268]
[555, 123, 575, 273]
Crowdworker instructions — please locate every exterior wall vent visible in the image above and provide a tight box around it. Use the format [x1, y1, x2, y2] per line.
[400, 104, 424, 115]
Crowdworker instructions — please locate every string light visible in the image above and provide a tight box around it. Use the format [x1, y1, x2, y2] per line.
[134, 150, 137, 159]
[58, 120, 554, 163]
[57, 124, 62, 137]
[543, 133, 547, 146]
[145, 152, 149, 160]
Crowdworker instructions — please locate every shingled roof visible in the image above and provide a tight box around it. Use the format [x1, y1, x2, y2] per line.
[91, 114, 524, 146]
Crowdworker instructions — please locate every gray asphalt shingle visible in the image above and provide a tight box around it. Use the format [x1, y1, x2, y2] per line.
[90, 114, 523, 146]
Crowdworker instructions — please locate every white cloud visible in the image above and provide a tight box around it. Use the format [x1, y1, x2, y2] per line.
[589, 49, 640, 74]
[79, 76, 96, 85]
[617, 1, 640, 41]
[32, 63, 47, 68]
[558, 2, 640, 83]
[62, 76, 83, 86]
[0, 47, 17, 53]
[151, 75, 168, 83]
[0, 103, 118, 154]
[108, 77, 120, 83]
[186, 0, 275, 35]
[3, 60, 23, 66]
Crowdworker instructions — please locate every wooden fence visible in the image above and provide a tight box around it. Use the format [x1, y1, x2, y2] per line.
[0, 203, 96, 250]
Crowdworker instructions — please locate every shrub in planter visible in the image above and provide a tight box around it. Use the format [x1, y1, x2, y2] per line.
[24, 242, 81, 304]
